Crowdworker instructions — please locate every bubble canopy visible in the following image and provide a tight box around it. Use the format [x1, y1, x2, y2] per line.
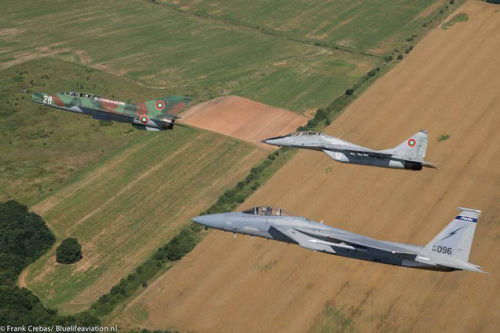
[241, 206, 294, 216]
[287, 131, 320, 136]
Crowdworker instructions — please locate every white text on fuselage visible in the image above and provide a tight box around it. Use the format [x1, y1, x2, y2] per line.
[96, 97, 125, 105]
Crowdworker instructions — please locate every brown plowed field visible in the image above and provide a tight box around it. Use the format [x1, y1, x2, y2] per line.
[179, 96, 309, 145]
[113, 1, 500, 332]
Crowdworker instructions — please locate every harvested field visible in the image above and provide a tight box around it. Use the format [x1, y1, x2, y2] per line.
[180, 96, 308, 144]
[112, 1, 500, 332]
[21, 127, 267, 313]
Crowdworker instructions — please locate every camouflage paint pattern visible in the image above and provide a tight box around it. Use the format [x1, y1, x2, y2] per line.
[31, 91, 191, 131]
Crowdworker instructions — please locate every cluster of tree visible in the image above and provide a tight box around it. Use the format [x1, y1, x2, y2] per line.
[0, 200, 99, 325]
[486, 0, 500, 4]
[0, 200, 55, 285]
[56, 238, 82, 264]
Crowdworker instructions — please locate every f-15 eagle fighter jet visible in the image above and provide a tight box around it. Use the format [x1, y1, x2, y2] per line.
[263, 130, 434, 170]
[193, 207, 484, 273]
[32, 91, 191, 131]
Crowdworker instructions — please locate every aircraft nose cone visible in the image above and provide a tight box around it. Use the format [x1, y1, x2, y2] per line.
[262, 137, 282, 146]
[192, 214, 225, 229]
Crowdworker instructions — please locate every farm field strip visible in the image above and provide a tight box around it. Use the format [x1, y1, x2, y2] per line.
[160, 0, 445, 54]
[23, 126, 267, 313]
[179, 95, 309, 144]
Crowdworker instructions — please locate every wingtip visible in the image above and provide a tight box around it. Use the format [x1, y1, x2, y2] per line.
[422, 161, 437, 169]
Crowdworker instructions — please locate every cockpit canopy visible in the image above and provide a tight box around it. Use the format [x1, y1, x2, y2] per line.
[61, 91, 94, 98]
[286, 131, 321, 137]
[241, 206, 293, 216]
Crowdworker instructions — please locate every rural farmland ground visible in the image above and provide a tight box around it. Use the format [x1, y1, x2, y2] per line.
[112, 1, 500, 332]
[0, 0, 467, 326]
[0, 0, 384, 111]
[0, 0, 452, 204]
[180, 96, 309, 144]
[160, 0, 447, 54]
[21, 127, 267, 313]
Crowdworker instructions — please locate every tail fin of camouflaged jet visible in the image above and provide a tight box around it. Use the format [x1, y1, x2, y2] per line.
[144, 96, 192, 117]
[416, 207, 485, 272]
[390, 130, 428, 162]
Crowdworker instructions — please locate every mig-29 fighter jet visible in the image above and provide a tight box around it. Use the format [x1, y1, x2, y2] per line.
[31, 91, 191, 131]
[192, 207, 484, 273]
[263, 130, 434, 170]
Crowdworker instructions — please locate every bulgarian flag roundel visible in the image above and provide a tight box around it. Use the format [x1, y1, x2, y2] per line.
[155, 100, 165, 110]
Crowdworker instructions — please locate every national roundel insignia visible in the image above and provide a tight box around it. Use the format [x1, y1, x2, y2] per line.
[155, 100, 165, 111]
[140, 115, 149, 124]
[408, 138, 416, 147]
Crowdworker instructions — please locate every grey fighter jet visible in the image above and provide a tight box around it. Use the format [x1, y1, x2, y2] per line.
[263, 130, 434, 170]
[192, 207, 484, 272]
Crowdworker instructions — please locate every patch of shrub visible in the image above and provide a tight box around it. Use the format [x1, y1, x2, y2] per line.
[56, 238, 82, 264]
[437, 134, 450, 142]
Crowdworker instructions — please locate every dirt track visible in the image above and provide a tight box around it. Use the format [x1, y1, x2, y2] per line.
[113, 2, 500, 332]
[179, 96, 308, 145]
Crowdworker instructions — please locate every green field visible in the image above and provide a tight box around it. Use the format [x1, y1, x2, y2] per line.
[0, 0, 383, 112]
[0, 58, 154, 204]
[161, 0, 444, 53]
[22, 125, 266, 312]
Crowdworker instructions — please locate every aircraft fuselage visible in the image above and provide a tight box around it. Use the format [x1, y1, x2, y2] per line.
[192, 210, 453, 271]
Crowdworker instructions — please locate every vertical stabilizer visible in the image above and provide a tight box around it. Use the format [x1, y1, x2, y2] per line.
[420, 207, 481, 263]
[143, 96, 192, 116]
[389, 130, 428, 161]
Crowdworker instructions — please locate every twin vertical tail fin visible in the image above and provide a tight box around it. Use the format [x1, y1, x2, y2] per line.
[416, 207, 485, 272]
[389, 130, 428, 162]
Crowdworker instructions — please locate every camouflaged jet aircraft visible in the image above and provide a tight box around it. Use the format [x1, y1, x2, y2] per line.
[263, 130, 434, 170]
[193, 207, 484, 272]
[31, 91, 191, 131]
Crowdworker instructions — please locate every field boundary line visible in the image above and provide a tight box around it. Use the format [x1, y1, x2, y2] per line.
[150, 0, 382, 59]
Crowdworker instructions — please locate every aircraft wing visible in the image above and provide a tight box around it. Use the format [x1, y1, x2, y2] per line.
[271, 225, 419, 255]
[269, 226, 336, 254]
[300, 228, 420, 255]
[321, 142, 393, 158]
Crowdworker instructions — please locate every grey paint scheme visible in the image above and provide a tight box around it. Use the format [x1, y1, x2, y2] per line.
[192, 207, 484, 273]
[263, 130, 433, 170]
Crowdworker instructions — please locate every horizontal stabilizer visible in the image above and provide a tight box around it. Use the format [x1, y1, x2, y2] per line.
[132, 124, 162, 131]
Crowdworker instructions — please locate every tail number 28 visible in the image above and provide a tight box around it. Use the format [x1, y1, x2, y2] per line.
[43, 95, 53, 104]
